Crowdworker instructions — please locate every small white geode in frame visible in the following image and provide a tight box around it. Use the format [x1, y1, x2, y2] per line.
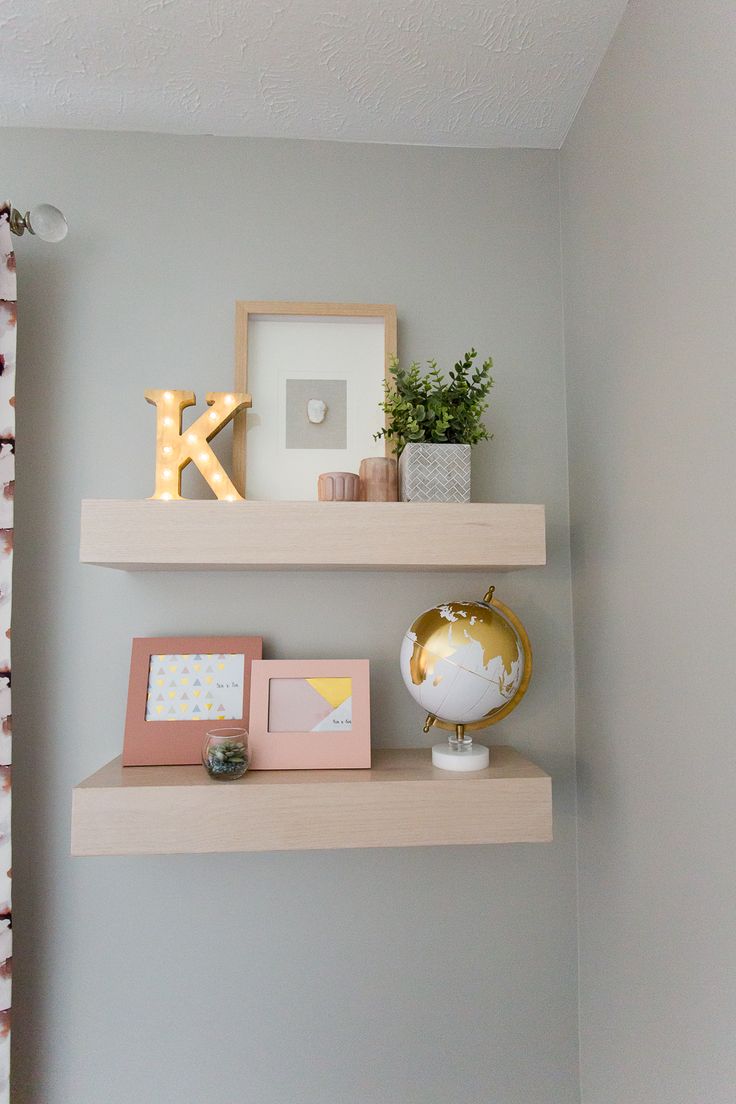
[307, 398, 327, 424]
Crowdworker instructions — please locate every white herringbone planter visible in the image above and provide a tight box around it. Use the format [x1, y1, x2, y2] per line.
[398, 443, 471, 503]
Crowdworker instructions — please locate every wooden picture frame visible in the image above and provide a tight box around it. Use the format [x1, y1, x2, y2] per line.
[248, 659, 371, 770]
[233, 301, 397, 499]
[123, 635, 262, 766]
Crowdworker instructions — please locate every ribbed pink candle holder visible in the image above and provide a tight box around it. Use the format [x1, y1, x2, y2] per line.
[317, 471, 361, 501]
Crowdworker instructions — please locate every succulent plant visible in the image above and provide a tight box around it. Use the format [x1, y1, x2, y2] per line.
[204, 740, 249, 780]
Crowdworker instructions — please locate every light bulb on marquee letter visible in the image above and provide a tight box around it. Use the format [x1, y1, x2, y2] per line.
[145, 389, 252, 500]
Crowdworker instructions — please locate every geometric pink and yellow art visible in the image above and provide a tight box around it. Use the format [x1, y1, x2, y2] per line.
[268, 677, 352, 732]
[248, 659, 370, 770]
[146, 653, 245, 722]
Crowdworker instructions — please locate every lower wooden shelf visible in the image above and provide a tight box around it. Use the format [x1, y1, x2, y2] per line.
[71, 747, 552, 855]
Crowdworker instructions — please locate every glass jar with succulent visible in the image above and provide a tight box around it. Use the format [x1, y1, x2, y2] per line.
[202, 727, 250, 781]
[374, 349, 493, 502]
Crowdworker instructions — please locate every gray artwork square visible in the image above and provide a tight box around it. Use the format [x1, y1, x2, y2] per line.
[285, 378, 347, 450]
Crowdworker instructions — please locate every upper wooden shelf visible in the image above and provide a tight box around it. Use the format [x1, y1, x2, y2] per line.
[71, 746, 552, 855]
[79, 500, 546, 571]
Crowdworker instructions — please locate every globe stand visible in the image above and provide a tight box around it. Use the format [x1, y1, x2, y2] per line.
[428, 721, 490, 772]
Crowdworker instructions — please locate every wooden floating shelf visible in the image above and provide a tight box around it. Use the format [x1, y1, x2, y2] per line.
[71, 747, 552, 855]
[79, 500, 546, 571]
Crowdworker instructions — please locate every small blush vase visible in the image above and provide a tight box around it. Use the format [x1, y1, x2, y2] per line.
[317, 472, 361, 501]
[359, 458, 398, 501]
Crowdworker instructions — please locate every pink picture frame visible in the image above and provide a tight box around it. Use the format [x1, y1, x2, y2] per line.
[248, 659, 371, 770]
[123, 635, 263, 766]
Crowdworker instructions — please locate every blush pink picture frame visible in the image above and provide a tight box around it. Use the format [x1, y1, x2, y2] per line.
[248, 659, 371, 770]
[123, 635, 263, 766]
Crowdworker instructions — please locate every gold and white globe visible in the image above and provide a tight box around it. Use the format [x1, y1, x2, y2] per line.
[400, 587, 531, 770]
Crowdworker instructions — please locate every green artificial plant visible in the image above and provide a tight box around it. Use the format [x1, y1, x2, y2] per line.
[374, 349, 494, 456]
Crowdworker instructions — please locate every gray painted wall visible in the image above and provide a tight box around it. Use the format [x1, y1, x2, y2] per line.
[3, 130, 578, 1103]
[561, 2, 736, 1101]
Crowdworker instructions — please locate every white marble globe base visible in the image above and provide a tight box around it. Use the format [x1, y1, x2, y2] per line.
[432, 742, 490, 772]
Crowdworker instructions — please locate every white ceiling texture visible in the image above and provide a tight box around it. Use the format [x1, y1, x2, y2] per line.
[1, 1, 628, 148]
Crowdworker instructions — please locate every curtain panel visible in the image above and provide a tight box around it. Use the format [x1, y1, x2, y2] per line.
[0, 204, 16, 1100]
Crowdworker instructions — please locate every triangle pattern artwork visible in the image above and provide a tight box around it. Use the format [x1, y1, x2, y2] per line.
[145, 653, 245, 722]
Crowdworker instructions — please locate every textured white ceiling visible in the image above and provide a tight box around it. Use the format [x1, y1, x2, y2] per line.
[1, 0, 628, 148]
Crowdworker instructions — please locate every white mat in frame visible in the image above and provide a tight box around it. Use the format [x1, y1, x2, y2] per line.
[233, 302, 396, 500]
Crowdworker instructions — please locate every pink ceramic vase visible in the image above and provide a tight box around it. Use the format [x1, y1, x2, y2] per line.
[359, 457, 398, 501]
[317, 471, 361, 501]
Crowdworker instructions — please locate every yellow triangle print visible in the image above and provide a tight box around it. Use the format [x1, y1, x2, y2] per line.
[306, 677, 353, 710]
